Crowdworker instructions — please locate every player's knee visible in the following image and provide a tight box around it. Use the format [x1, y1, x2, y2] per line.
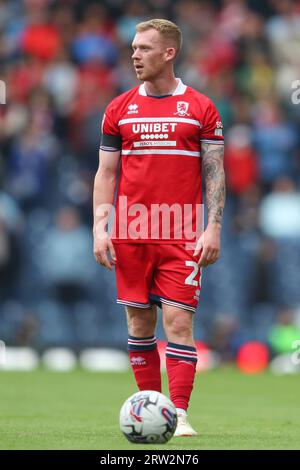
[164, 315, 193, 341]
[127, 312, 155, 337]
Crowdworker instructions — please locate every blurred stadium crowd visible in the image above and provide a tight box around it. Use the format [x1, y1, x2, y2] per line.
[1, 0, 300, 362]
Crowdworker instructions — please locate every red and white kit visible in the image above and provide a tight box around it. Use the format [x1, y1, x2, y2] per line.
[100, 79, 224, 312]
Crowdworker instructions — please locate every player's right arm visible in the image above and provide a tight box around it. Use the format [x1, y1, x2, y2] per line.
[93, 149, 120, 270]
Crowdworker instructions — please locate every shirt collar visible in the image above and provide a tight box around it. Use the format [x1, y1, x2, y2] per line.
[138, 78, 187, 96]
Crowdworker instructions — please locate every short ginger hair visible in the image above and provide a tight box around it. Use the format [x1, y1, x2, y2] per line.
[135, 19, 182, 56]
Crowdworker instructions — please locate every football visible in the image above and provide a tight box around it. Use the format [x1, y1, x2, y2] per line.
[119, 390, 177, 444]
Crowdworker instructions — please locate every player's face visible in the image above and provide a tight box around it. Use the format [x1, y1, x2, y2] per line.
[131, 29, 173, 81]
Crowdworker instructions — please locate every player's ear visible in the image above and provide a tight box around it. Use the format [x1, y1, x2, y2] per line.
[165, 47, 176, 62]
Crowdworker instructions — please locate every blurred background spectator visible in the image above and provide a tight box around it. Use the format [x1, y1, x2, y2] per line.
[268, 306, 300, 357]
[0, 0, 300, 360]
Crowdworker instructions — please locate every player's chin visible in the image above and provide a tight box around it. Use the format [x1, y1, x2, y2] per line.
[136, 69, 149, 81]
[135, 73, 143, 81]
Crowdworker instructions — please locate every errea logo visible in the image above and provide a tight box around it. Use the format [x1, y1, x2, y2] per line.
[127, 103, 139, 114]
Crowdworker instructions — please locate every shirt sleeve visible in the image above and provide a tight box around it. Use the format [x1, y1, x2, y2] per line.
[100, 101, 122, 152]
[200, 99, 224, 146]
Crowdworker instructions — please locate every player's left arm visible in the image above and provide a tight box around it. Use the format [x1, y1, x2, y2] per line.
[194, 142, 225, 267]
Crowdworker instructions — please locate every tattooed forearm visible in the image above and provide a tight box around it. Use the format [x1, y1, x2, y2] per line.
[202, 143, 226, 226]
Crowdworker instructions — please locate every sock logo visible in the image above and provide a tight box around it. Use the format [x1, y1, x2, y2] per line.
[178, 360, 195, 367]
[130, 356, 146, 366]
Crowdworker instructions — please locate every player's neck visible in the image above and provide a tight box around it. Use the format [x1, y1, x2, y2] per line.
[144, 76, 178, 97]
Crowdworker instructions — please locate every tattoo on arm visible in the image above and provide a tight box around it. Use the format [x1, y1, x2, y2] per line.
[202, 143, 226, 226]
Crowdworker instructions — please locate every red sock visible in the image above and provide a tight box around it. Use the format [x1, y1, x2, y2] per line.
[166, 342, 198, 411]
[128, 335, 161, 392]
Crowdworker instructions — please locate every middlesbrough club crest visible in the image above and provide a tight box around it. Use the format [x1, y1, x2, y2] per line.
[174, 101, 190, 116]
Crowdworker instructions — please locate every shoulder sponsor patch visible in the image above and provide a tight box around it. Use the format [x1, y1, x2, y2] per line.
[214, 128, 223, 136]
[214, 120, 223, 136]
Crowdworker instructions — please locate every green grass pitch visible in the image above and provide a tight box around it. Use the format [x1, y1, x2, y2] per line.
[0, 367, 299, 450]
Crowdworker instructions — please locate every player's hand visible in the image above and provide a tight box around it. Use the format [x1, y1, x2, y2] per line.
[93, 232, 116, 270]
[193, 224, 221, 267]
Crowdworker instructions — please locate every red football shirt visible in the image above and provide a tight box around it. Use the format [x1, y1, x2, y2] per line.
[100, 78, 224, 244]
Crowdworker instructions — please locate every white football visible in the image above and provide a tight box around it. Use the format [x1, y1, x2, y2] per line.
[119, 390, 177, 444]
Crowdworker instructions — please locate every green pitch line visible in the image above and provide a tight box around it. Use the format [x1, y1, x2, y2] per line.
[0, 367, 299, 450]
